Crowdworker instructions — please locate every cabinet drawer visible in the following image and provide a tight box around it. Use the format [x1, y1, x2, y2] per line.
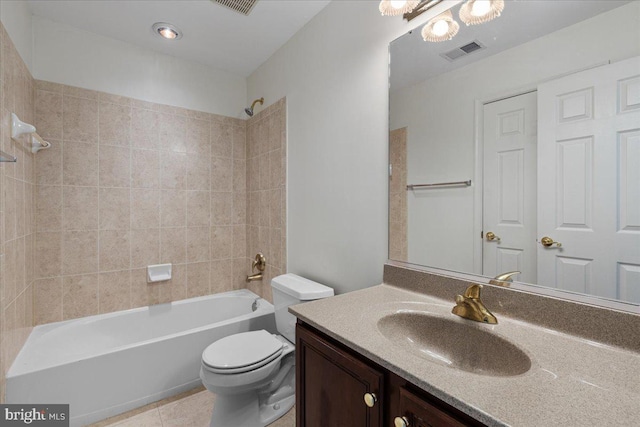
[396, 387, 468, 427]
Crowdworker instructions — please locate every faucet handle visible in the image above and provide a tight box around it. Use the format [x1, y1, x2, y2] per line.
[489, 271, 521, 287]
[463, 284, 483, 299]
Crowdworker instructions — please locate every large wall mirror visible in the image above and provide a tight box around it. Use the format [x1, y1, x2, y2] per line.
[389, 1, 640, 309]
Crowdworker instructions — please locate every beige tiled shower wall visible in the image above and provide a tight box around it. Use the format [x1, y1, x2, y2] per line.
[0, 23, 37, 401]
[245, 99, 286, 303]
[389, 127, 407, 261]
[32, 81, 253, 325]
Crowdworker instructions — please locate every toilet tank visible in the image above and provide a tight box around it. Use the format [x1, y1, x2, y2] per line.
[271, 274, 334, 343]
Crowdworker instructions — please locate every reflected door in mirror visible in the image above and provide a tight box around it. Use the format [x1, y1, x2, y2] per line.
[537, 57, 640, 302]
[482, 92, 537, 283]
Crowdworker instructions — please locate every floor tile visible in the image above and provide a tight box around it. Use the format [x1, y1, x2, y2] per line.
[111, 408, 162, 427]
[158, 390, 215, 427]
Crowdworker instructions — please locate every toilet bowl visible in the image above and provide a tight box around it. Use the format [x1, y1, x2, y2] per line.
[200, 274, 333, 427]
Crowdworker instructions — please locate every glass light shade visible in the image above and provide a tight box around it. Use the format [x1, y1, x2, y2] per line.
[379, 0, 420, 16]
[459, 0, 504, 26]
[421, 10, 460, 42]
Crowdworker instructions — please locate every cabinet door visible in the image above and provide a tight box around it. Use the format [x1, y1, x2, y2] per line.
[296, 323, 384, 427]
[395, 387, 467, 427]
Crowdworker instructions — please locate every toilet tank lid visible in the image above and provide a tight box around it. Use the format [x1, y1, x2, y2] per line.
[271, 274, 334, 300]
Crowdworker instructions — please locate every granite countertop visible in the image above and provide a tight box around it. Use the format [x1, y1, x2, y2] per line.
[289, 283, 640, 426]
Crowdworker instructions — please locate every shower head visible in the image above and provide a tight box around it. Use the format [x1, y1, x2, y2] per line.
[245, 97, 264, 117]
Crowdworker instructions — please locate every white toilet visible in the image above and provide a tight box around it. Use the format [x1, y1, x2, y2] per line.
[200, 274, 334, 427]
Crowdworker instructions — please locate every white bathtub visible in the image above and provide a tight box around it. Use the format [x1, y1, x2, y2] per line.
[6, 289, 276, 426]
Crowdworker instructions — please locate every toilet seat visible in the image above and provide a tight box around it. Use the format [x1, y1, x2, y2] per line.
[202, 330, 284, 374]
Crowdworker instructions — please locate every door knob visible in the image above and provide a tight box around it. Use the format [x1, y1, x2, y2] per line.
[394, 416, 410, 427]
[540, 236, 562, 248]
[485, 231, 500, 242]
[363, 392, 377, 408]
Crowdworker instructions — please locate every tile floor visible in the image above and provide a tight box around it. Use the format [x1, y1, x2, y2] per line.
[88, 386, 295, 427]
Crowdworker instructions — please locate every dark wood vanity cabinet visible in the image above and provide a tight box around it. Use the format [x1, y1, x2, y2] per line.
[296, 321, 484, 427]
[296, 321, 384, 426]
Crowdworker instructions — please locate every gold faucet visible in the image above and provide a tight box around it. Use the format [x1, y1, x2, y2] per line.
[246, 253, 266, 283]
[489, 271, 520, 287]
[452, 284, 497, 324]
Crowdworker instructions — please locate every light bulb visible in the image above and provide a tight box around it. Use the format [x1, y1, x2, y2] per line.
[159, 28, 177, 39]
[471, 0, 491, 17]
[432, 20, 450, 36]
[390, 0, 407, 9]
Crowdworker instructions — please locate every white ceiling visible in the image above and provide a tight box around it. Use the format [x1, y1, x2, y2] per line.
[27, 0, 331, 77]
[391, 0, 632, 91]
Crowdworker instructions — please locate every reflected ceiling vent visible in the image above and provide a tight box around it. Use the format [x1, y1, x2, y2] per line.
[441, 40, 485, 61]
[211, 0, 258, 15]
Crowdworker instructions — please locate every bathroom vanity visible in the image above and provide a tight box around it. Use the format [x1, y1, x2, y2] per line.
[296, 321, 482, 426]
[290, 264, 640, 427]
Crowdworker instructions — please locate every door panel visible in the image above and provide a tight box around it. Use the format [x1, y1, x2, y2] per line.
[556, 136, 593, 229]
[483, 92, 537, 282]
[537, 56, 640, 301]
[619, 129, 640, 231]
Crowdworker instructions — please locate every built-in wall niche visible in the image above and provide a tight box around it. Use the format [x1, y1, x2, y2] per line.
[388, 0, 640, 310]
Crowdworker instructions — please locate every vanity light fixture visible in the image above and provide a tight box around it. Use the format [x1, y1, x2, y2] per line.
[421, 10, 459, 42]
[379, 0, 504, 43]
[152, 22, 183, 40]
[379, 0, 420, 16]
[459, 0, 504, 26]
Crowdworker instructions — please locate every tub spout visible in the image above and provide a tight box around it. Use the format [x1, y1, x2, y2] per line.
[246, 272, 263, 282]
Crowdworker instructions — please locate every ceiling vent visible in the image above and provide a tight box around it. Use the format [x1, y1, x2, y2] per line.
[211, 0, 258, 16]
[441, 40, 485, 62]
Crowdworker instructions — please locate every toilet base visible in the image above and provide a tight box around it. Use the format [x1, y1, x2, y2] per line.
[209, 391, 294, 427]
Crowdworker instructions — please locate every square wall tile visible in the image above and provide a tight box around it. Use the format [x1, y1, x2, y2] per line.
[63, 141, 98, 186]
[211, 120, 232, 159]
[62, 230, 98, 275]
[159, 113, 186, 153]
[187, 262, 210, 298]
[63, 96, 98, 143]
[36, 90, 62, 140]
[63, 186, 99, 230]
[131, 149, 159, 189]
[99, 101, 131, 146]
[35, 232, 62, 278]
[99, 188, 130, 230]
[210, 226, 232, 260]
[36, 185, 62, 231]
[211, 259, 233, 294]
[211, 192, 232, 225]
[160, 227, 187, 264]
[34, 277, 62, 325]
[99, 270, 131, 314]
[187, 227, 210, 263]
[131, 188, 160, 229]
[131, 108, 159, 150]
[99, 145, 131, 188]
[160, 189, 186, 227]
[160, 151, 186, 190]
[187, 191, 210, 227]
[130, 228, 160, 268]
[36, 139, 62, 185]
[99, 230, 131, 271]
[62, 274, 99, 319]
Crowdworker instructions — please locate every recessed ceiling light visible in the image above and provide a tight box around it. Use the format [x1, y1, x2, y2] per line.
[152, 22, 182, 40]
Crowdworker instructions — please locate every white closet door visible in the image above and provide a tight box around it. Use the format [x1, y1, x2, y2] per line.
[537, 56, 640, 301]
[483, 92, 537, 282]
